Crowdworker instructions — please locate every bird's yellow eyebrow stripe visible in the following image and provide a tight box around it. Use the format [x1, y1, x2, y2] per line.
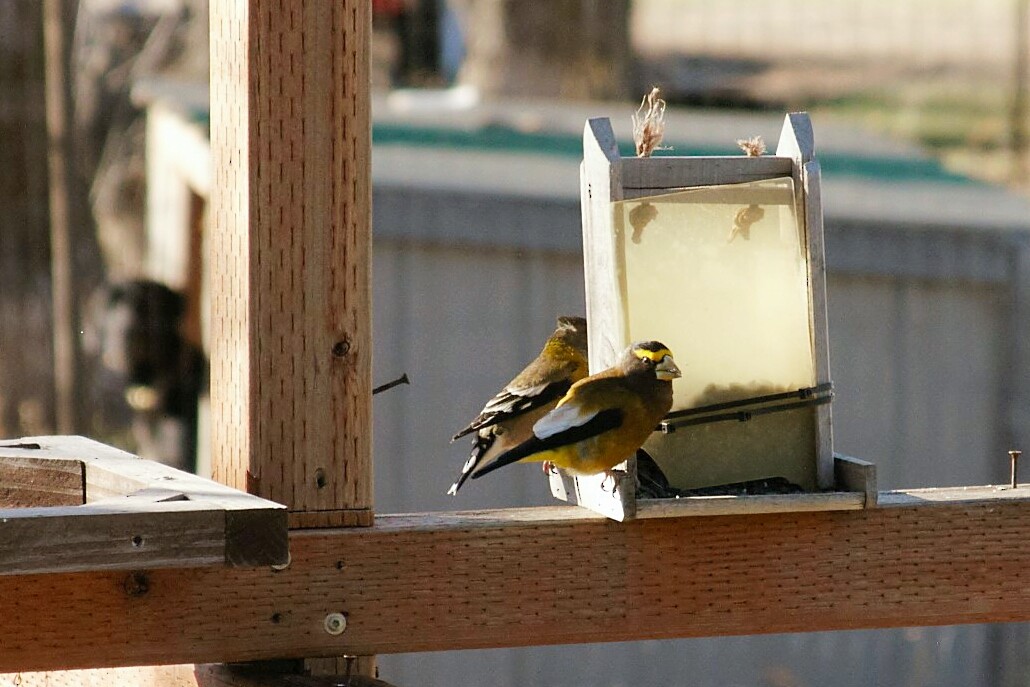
[633, 347, 673, 362]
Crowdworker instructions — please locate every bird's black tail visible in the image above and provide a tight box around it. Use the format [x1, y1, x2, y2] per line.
[470, 407, 622, 481]
[447, 431, 493, 495]
[469, 435, 545, 480]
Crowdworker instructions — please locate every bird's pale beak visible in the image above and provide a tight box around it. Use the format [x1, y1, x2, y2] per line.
[655, 355, 682, 381]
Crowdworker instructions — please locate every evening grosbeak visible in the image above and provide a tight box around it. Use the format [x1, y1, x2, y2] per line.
[447, 316, 589, 494]
[471, 341, 681, 481]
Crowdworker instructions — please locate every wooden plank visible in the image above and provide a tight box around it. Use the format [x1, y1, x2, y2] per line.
[209, 0, 373, 521]
[9, 434, 288, 510]
[1, 435, 138, 465]
[0, 434, 134, 504]
[621, 184, 797, 202]
[0, 501, 224, 575]
[43, 0, 80, 433]
[620, 155, 793, 189]
[289, 509, 374, 529]
[0, 437, 288, 571]
[776, 113, 836, 490]
[0, 455, 82, 507]
[0, 664, 395, 687]
[4, 495, 1030, 670]
[635, 491, 864, 518]
[834, 454, 877, 507]
[562, 117, 635, 520]
[877, 484, 1030, 507]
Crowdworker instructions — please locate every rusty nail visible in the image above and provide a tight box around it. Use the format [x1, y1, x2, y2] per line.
[271, 551, 292, 572]
[372, 372, 410, 395]
[1010, 450, 1022, 488]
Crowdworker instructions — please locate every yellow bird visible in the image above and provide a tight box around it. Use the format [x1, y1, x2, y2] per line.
[448, 316, 589, 494]
[471, 340, 680, 481]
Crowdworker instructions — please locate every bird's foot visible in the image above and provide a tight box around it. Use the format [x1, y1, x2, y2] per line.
[600, 469, 625, 493]
[541, 460, 558, 475]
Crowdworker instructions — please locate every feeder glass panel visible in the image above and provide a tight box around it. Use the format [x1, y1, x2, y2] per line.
[611, 176, 819, 490]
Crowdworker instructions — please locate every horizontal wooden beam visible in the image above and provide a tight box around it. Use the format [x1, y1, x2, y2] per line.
[3, 487, 1030, 672]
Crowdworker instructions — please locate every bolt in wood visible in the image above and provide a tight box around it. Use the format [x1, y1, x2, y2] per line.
[1010, 450, 1022, 488]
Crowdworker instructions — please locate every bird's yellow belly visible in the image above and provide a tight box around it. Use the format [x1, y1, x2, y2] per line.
[521, 427, 654, 476]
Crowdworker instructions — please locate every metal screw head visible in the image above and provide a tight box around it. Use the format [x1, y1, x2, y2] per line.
[324, 612, 347, 635]
[271, 551, 292, 572]
[331, 340, 351, 357]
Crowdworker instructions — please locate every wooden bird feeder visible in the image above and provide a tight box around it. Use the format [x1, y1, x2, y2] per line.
[551, 113, 875, 521]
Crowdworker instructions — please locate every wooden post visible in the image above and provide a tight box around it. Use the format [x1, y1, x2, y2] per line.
[42, 0, 78, 433]
[209, 1, 373, 526]
[209, 0, 375, 679]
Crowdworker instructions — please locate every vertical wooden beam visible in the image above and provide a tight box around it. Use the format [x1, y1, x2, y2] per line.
[42, 0, 78, 433]
[209, 0, 373, 527]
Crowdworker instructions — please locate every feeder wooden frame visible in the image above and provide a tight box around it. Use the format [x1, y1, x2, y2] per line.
[4, 2, 1030, 686]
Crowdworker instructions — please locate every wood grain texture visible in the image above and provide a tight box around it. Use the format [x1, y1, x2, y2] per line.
[803, 159, 835, 490]
[0, 501, 224, 575]
[834, 454, 877, 507]
[0, 455, 82, 507]
[3, 494, 1030, 671]
[0, 664, 394, 687]
[620, 155, 793, 189]
[289, 509, 374, 529]
[0, 437, 288, 572]
[635, 491, 864, 518]
[209, 1, 373, 518]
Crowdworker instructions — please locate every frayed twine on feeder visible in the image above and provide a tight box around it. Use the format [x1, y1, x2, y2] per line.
[737, 135, 766, 157]
[632, 87, 669, 157]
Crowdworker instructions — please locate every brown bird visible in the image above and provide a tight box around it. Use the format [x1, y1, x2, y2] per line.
[471, 341, 680, 482]
[448, 316, 588, 494]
